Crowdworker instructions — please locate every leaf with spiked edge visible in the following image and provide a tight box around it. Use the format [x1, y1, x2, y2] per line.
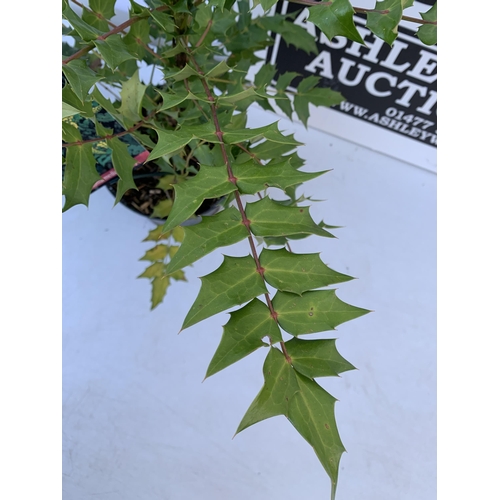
[366, 0, 414, 46]
[160, 165, 237, 232]
[182, 255, 269, 330]
[205, 299, 282, 378]
[235, 347, 299, 434]
[166, 207, 248, 274]
[62, 60, 101, 103]
[260, 248, 354, 295]
[273, 289, 370, 335]
[246, 197, 334, 239]
[284, 337, 356, 378]
[287, 372, 345, 500]
[108, 138, 138, 203]
[416, 2, 437, 45]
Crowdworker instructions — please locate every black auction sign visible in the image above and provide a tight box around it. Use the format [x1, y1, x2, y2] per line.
[261, 0, 437, 171]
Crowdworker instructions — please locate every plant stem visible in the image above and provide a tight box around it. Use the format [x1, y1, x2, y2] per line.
[187, 49, 291, 362]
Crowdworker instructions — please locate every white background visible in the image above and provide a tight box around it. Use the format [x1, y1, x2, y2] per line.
[63, 104, 436, 499]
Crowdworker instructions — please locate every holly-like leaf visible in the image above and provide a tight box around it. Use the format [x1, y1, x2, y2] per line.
[235, 347, 299, 434]
[156, 90, 190, 111]
[218, 88, 258, 105]
[62, 102, 82, 119]
[93, 34, 136, 70]
[150, 10, 175, 32]
[285, 337, 355, 378]
[206, 299, 282, 378]
[89, 0, 116, 19]
[62, 143, 101, 211]
[366, 0, 414, 46]
[260, 0, 279, 10]
[143, 226, 171, 242]
[118, 70, 147, 125]
[166, 207, 247, 274]
[273, 289, 370, 335]
[246, 197, 334, 239]
[161, 165, 237, 232]
[108, 137, 137, 203]
[254, 63, 276, 88]
[260, 248, 354, 295]
[62, 0, 104, 40]
[307, 0, 363, 44]
[147, 129, 194, 161]
[182, 255, 268, 330]
[139, 244, 169, 262]
[163, 64, 199, 82]
[287, 372, 345, 500]
[205, 60, 231, 79]
[62, 84, 94, 117]
[62, 60, 101, 103]
[232, 159, 325, 195]
[416, 2, 437, 46]
[222, 122, 302, 146]
[151, 275, 170, 309]
[138, 261, 165, 279]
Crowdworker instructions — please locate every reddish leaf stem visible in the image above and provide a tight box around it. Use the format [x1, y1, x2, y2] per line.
[187, 49, 291, 363]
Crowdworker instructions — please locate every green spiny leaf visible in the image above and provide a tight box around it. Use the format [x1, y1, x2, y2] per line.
[246, 197, 334, 239]
[232, 159, 325, 195]
[254, 63, 276, 88]
[140, 244, 169, 262]
[182, 255, 268, 330]
[166, 207, 247, 274]
[89, 0, 116, 18]
[150, 10, 176, 32]
[156, 90, 190, 111]
[138, 261, 165, 279]
[151, 275, 170, 309]
[218, 88, 258, 105]
[273, 289, 370, 335]
[260, 248, 354, 295]
[416, 2, 437, 46]
[307, 0, 363, 44]
[147, 129, 194, 161]
[63, 102, 82, 119]
[118, 70, 147, 125]
[223, 122, 302, 146]
[260, 0, 279, 11]
[287, 372, 345, 499]
[62, 84, 94, 118]
[163, 64, 199, 82]
[294, 83, 345, 128]
[161, 165, 237, 232]
[62, 143, 101, 212]
[62, 0, 104, 40]
[62, 60, 101, 103]
[108, 137, 137, 203]
[235, 347, 299, 434]
[366, 0, 414, 46]
[285, 337, 355, 378]
[93, 34, 136, 70]
[205, 299, 282, 378]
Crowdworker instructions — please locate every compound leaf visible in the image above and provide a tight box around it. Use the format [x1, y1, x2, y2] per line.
[246, 197, 334, 239]
[206, 298, 282, 378]
[273, 289, 370, 335]
[235, 347, 299, 434]
[182, 255, 268, 329]
[260, 248, 354, 295]
[166, 207, 247, 274]
[161, 165, 237, 232]
[285, 337, 355, 378]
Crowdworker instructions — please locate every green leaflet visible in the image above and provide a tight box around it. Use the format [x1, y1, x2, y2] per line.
[62, 102, 82, 119]
[166, 207, 248, 274]
[108, 137, 138, 203]
[62, 143, 101, 212]
[140, 244, 169, 261]
[366, 0, 414, 46]
[151, 275, 170, 309]
[93, 34, 136, 70]
[287, 372, 345, 500]
[89, 0, 116, 19]
[148, 129, 194, 161]
[138, 261, 165, 279]
[62, 84, 94, 118]
[273, 289, 370, 335]
[62, 0, 104, 40]
[307, 0, 363, 44]
[205, 60, 232, 79]
[156, 90, 190, 111]
[260, 248, 354, 295]
[182, 255, 269, 329]
[163, 64, 200, 82]
[160, 165, 237, 232]
[285, 337, 355, 378]
[118, 70, 147, 125]
[260, 0, 279, 11]
[205, 299, 282, 378]
[232, 159, 326, 195]
[417, 2, 437, 46]
[235, 347, 299, 434]
[62, 60, 101, 103]
[218, 88, 258, 105]
[246, 197, 334, 239]
[222, 122, 302, 146]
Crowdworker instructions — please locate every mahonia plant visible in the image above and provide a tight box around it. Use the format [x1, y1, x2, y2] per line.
[62, 0, 436, 497]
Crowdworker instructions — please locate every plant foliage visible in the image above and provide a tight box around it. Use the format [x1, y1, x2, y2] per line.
[62, 0, 436, 497]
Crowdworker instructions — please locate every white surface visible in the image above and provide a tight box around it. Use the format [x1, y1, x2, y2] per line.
[63, 105, 436, 500]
